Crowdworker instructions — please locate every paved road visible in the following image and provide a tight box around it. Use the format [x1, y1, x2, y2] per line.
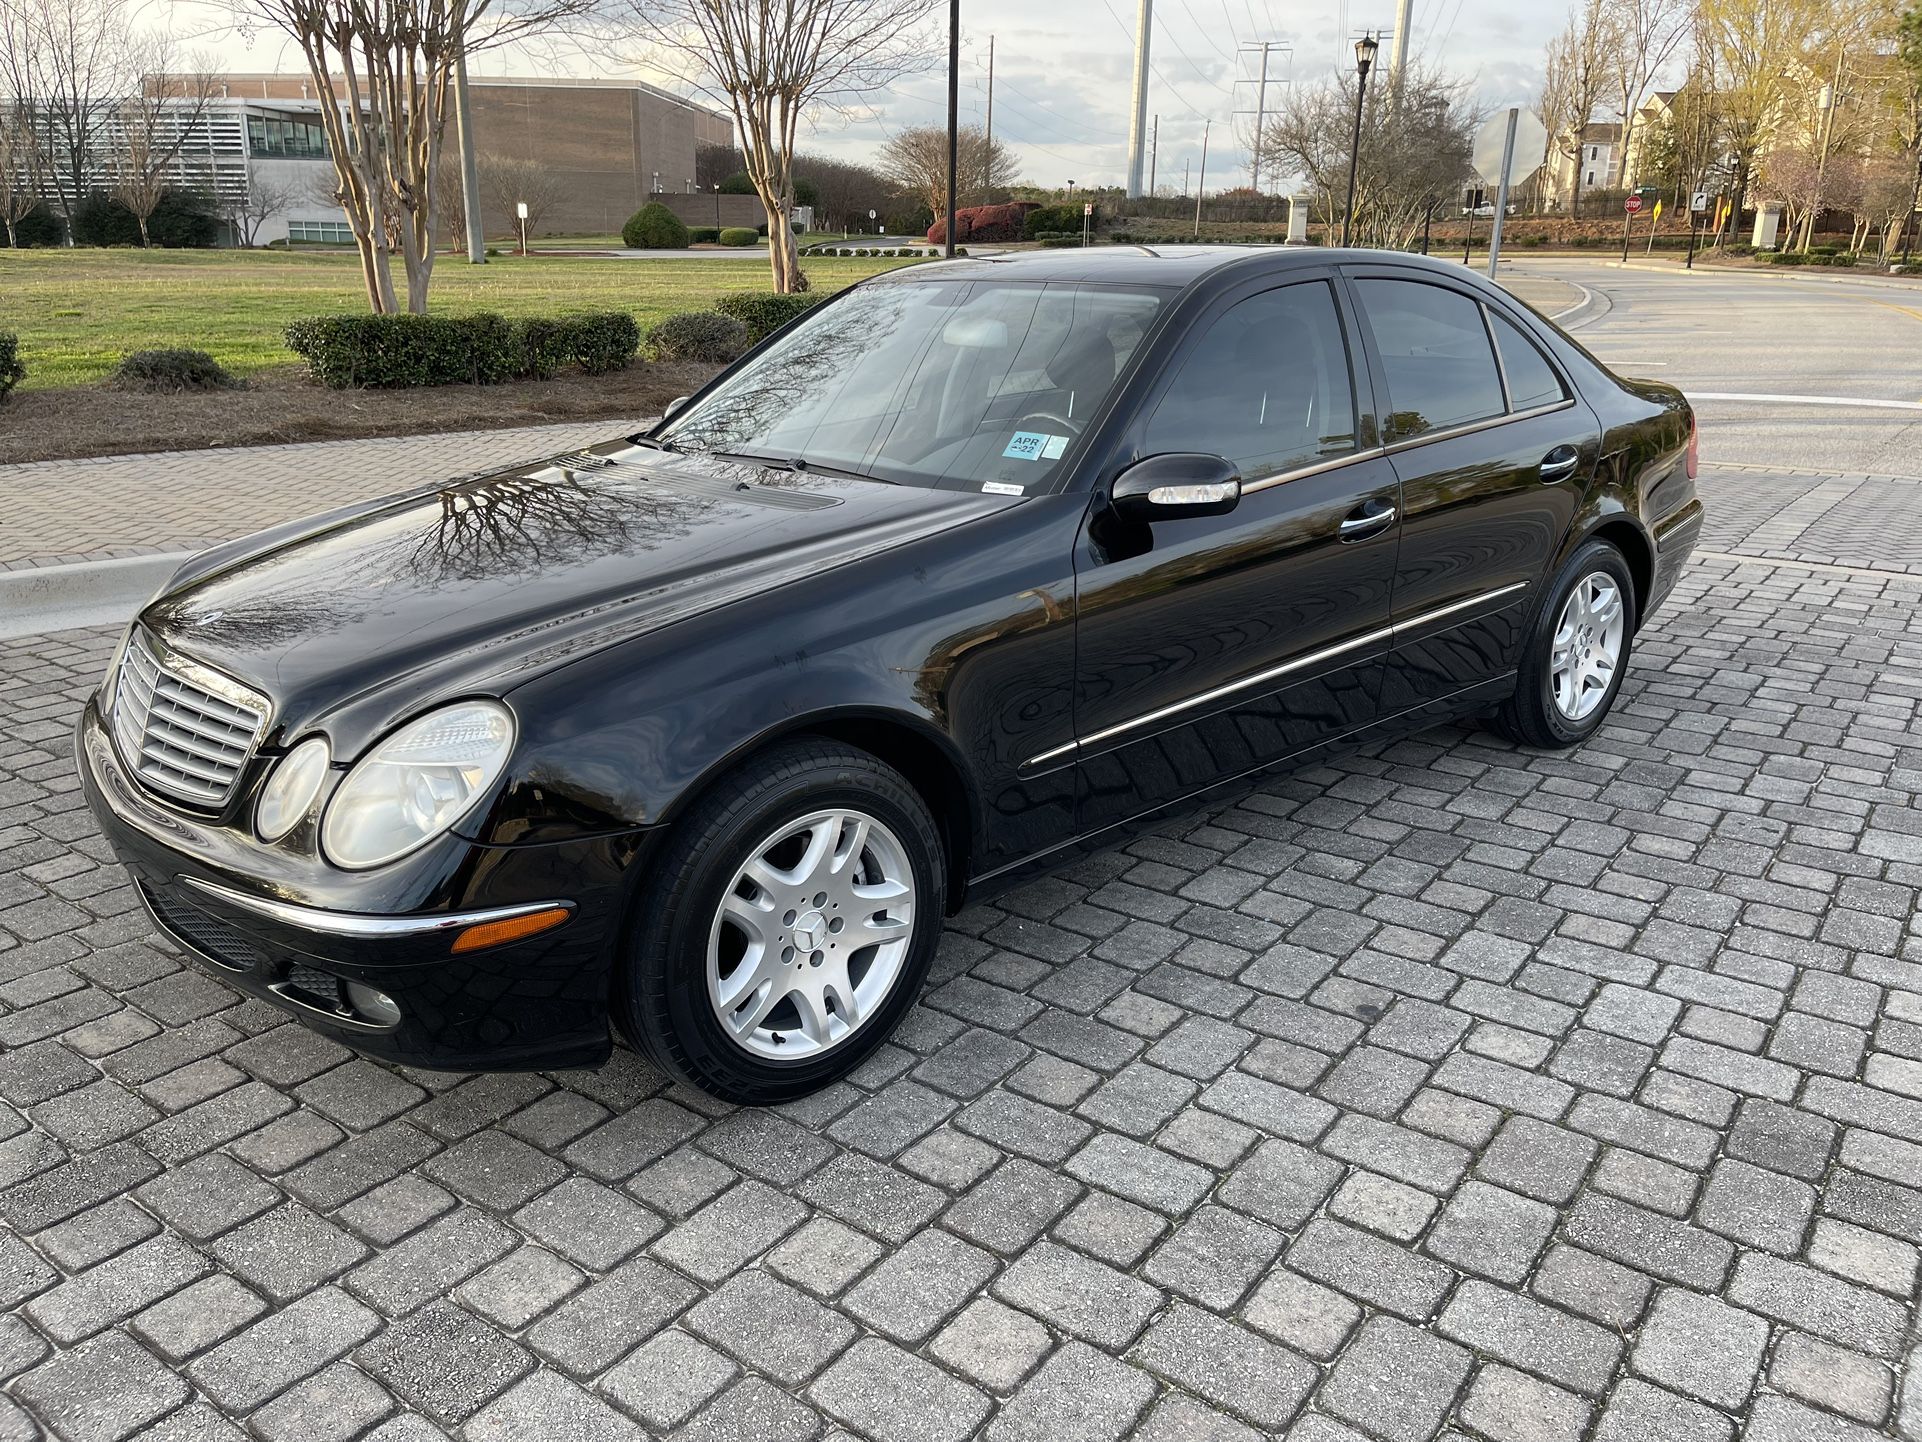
[1513, 259, 1922, 476]
[3, 269, 1922, 1442]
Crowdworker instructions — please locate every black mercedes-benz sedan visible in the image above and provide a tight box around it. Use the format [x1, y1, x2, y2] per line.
[81, 247, 1701, 1102]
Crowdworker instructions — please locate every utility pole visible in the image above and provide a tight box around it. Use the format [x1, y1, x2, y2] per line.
[1148, 115, 1158, 196]
[1234, 42, 1290, 196]
[1124, 0, 1152, 197]
[1389, 0, 1413, 92]
[453, 49, 486, 264]
[1193, 118, 1210, 235]
[983, 35, 995, 203]
[944, 0, 959, 257]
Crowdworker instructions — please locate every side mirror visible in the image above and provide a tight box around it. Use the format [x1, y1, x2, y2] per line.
[662, 395, 692, 420]
[1110, 453, 1241, 523]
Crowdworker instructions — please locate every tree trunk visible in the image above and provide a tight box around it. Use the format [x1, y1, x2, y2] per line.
[137, 214, 150, 248]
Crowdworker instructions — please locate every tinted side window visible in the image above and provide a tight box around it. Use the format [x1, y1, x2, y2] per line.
[1488, 309, 1566, 411]
[1142, 281, 1358, 479]
[1356, 278, 1505, 439]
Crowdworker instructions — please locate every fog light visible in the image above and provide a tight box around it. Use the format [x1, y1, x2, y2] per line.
[344, 981, 402, 1027]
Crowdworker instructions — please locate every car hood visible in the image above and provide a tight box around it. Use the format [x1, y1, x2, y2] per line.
[143, 443, 1004, 749]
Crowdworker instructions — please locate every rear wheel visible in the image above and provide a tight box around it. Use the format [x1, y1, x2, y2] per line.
[1490, 538, 1637, 749]
[615, 739, 945, 1103]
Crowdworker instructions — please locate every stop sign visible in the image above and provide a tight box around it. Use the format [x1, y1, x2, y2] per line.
[1624, 195, 1644, 215]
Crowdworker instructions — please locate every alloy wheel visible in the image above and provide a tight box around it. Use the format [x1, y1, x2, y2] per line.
[706, 807, 915, 1059]
[1550, 573, 1625, 721]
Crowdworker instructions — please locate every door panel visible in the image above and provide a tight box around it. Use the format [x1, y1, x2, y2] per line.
[1063, 274, 1401, 834]
[1346, 273, 1598, 714]
[1070, 456, 1401, 833]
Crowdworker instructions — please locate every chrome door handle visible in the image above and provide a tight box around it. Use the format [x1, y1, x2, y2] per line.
[1540, 448, 1580, 483]
[1339, 502, 1397, 541]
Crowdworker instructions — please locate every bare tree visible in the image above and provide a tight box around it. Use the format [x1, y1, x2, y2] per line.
[479, 153, 565, 236]
[0, 99, 41, 245]
[1540, 0, 1619, 214]
[0, 0, 127, 243]
[107, 37, 220, 247]
[877, 124, 1018, 216]
[1605, 0, 1689, 191]
[240, 0, 594, 314]
[617, 0, 941, 294]
[1258, 67, 1480, 249]
[222, 175, 297, 246]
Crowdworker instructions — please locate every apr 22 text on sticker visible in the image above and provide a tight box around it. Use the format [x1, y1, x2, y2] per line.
[1002, 431, 1069, 462]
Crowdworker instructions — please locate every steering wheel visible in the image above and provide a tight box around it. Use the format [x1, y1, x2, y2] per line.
[1013, 410, 1081, 439]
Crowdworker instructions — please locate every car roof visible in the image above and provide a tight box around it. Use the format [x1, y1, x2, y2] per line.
[868, 244, 1488, 294]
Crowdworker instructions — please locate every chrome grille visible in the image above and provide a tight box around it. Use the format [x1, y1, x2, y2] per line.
[111, 633, 268, 809]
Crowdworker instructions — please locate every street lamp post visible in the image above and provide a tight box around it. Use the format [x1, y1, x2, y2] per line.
[714, 184, 722, 230]
[1341, 33, 1379, 248]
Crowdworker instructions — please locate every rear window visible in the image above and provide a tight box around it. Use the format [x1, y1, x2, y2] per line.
[1356, 278, 1506, 440]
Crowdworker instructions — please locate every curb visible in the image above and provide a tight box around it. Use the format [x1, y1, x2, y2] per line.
[0, 551, 193, 641]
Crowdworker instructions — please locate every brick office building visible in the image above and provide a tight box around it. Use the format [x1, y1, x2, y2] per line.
[119, 72, 736, 244]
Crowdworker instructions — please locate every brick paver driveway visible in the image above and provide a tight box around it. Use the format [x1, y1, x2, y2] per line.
[3, 462, 1920, 1442]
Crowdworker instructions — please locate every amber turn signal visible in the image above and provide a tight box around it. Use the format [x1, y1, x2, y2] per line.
[450, 906, 572, 954]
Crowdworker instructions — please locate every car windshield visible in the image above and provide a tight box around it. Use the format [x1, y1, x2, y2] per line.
[659, 278, 1166, 492]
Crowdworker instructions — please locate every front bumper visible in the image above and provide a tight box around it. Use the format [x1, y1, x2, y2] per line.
[79, 698, 647, 1071]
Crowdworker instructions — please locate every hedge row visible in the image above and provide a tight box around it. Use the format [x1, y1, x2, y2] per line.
[718, 227, 761, 247]
[284, 311, 639, 389]
[0, 331, 23, 401]
[928, 201, 1037, 245]
[646, 312, 751, 364]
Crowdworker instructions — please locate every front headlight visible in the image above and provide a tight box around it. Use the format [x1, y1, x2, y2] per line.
[256, 736, 331, 843]
[320, 701, 514, 870]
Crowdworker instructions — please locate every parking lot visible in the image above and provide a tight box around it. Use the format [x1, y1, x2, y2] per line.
[3, 262, 1922, 1442]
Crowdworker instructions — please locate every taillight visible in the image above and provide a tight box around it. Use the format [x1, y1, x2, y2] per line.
[1685, 414, 1698, 480]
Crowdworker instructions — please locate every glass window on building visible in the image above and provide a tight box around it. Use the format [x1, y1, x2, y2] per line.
[288, 220, 352, 244]
[249, 113, 329, 160]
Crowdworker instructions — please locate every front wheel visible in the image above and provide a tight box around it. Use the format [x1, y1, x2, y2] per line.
[1489, 538, 1637, 749]
[615, 740, 945, 1104]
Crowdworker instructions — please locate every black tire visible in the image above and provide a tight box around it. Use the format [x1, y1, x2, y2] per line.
[1489, 538, 1638, 750]
[614, 739, 946, 1104]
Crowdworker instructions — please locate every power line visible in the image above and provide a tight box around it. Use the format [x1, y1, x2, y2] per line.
[1177, 0, 1237, 62]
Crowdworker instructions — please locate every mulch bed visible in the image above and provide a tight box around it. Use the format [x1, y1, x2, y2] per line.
[0, 361, 721, 466]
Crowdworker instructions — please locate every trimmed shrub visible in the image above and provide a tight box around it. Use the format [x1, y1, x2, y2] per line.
[287, 313, 521, 388]
[286, 310, 639, 388]
[928, 200, 1039, 246]
[712, 291, 821, 341]
[5, 204, 64, 248]
[689, 226, 721, 244]
[110, 348, 238, 392]
[0, 331, 23, 401]
[1024, 203, 1092, 239]
[622, 202, 691, 249]
[565, 311, 641, 374]
[717, 226, 760, 247]
[646, 311, 750, 363]
[513, 317, 576, 379]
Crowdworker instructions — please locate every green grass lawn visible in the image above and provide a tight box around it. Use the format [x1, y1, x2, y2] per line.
[0, 246, 915, 390]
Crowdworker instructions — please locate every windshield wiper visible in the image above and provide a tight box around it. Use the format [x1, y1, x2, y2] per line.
[708, 451, 880, 483]
[631, 435, 680, 452]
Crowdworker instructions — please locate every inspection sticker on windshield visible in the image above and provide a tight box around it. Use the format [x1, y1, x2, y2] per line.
[982, 481, 1025, 496]
[1003, 430, 1065, 461]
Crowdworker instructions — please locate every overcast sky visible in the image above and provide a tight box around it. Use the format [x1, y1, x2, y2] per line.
[166, 0, 1569, 190]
